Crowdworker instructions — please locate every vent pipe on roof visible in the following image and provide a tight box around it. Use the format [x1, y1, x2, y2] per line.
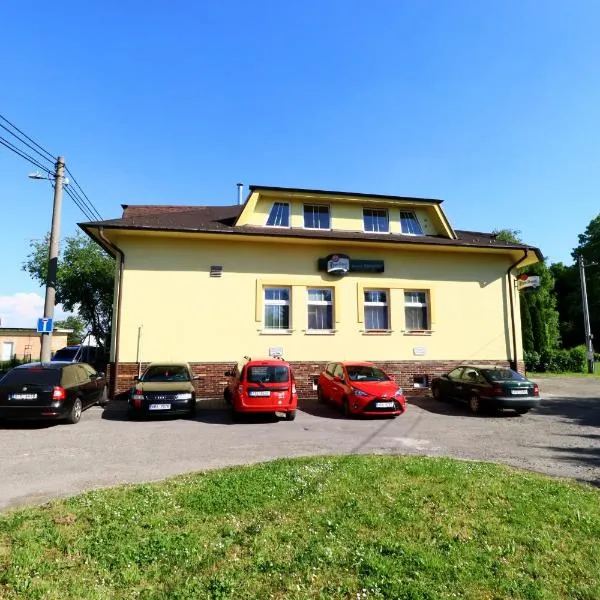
[237, 182, 244, 205]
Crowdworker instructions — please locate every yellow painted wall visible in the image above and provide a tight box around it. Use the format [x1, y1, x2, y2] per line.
[245, 196, 443, 236]
[0, 331, 70, 360]
[112, 234, 521, 365]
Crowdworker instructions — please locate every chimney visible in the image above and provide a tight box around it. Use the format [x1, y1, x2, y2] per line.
[237, 183, 244, 205]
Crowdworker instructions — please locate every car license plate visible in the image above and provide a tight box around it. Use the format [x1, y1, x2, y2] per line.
[511, 390, 529, 395]
[149, 403, 171, 410]
[376, 401, 395, 408]
[249, 391, 271, 397]
[10, 393, 38, 400]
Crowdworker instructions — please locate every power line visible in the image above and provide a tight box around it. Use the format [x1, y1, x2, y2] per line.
[0, 122, 56, 170]
[65, 181, 102, 220]
[0, 135, 54, 175]
[65, 166, 102, 220]
[64, 184, 96, 221]
[0, 113, 56, 162]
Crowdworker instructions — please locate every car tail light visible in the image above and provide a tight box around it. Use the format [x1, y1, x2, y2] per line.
[533, 384, 539, 396]
[52, 386, 66, 401]
[132, 389, 144, 401]
[492, 385, 504, 396]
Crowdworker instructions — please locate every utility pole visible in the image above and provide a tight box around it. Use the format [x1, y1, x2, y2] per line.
[40, 156, 65, 363]
[579, 255, 595, 374]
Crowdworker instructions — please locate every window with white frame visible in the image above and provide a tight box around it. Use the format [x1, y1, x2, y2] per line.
[364, 290, 389, 330]
[404, 291, 429, 330]
[264, 287, 291, 330]
[363, 208, 389, 233]
[307, 288, 333, 331]
[400, 211, 424, 235]
[303, 204, 330, 229]
[265, 202, 290, 227]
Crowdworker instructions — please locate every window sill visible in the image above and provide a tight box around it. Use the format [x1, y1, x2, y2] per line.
[402, 329, 434, 336]
[361, 329, 393, 335]
[259, 329, 294, 335]
[304, 329, 337, 335]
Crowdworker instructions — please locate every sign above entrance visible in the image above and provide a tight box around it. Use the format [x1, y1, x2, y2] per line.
[318, 254, 385, 275]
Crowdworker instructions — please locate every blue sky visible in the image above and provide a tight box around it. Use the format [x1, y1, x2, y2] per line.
[1, 1, 599, 326]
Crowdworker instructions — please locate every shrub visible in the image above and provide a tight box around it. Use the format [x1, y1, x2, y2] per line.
[568, 345, 587, 373]
[524, 350, 541, 372]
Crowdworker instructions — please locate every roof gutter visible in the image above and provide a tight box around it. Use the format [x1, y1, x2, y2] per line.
[97, 227, 124, 399]
[507, 249, 529, 370]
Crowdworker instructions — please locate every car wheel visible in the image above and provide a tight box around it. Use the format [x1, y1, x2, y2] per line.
[515, 408, 529, 415]
[66, 398, 83, 424]
[188, 401, 197, 418]
[317, 387, 326, 404]
[231, 407, 242, 422]
[97, 387, 109, 407]
[128, 407, 142, 421]
[469, 394, 481, 415]
[223, 388, 232, 404]
[285, 410, 297, 421]
[432, 385, 443, 401]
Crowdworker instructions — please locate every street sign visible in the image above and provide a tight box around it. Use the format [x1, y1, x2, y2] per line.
[37, 318, 53, 334]
[517, 275, 540, 291]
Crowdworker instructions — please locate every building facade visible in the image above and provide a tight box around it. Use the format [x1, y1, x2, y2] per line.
[81, 185, 542, 399]
[0, 328, 71, 363]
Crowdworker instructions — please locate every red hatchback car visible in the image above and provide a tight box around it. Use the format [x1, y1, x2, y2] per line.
[224, 358, 298, 421]
[317, 361, 406, 417]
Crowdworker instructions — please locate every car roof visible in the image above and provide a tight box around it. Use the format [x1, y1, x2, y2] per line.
[458, 364, 514, 370]
[245, 358, 290, 366]
[339, 361, 378, 367]
[13, 362, 76, 370]
[145, 362, 191, 368]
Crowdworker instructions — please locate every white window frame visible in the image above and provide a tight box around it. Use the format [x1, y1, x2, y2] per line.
[363, 208, 389, 233]
[265, 202, 290, 228]
[307, 287, 334, 333]
[264, 287, 291, 331]
[404, 290, 429, 331]
[363, 289, 390, 331]
[303, 204, 331, 230]
[400, 210, 424, 235]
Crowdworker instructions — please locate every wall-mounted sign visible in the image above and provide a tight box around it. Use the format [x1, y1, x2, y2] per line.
[517, 275, 540, 291]
[413, 346, 427, 356]
[317, 254, 384, 275]
[269, 346, 284, 358]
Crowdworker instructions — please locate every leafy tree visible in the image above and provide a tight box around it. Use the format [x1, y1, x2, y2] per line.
[23, 233, 114, 352]
[54, 315, 86, 346]
[550, 262, 581, 348]
[492, 229, 561, 363]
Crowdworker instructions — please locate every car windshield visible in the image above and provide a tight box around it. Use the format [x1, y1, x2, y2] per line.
[141, 366, 190, 382]
[52, 348, 79, 361]
[247, 365, 289, 383]
[346, 365, 390, 382]
[481, 368, 527, 382]
[1, 368, 60, 385]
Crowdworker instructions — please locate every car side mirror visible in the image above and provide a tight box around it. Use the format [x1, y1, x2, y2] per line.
[133, 375, 140, 381]
[97, 372, 105, 379]
[224, 370, 233, 377]
[193, 375, 202, 380]
[333, 376, 343, 383]
[389, 374, 396, 381]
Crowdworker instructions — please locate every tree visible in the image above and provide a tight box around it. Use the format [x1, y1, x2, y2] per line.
[23, 233, 114, 352]
[54, 315, 86, 346]
[492, 229, 561, 361]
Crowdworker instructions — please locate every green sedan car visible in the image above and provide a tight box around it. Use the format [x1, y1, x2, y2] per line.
[431, 365, 540, 415]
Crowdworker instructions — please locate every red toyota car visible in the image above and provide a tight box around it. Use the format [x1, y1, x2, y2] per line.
[317, 361, 406, 417]
[224, 358, 298, 421]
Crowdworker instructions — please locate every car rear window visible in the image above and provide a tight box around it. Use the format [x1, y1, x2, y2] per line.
[141, 365, 191, 382]
[2, 368, 61, 385]
[52, 348, 79, 361]
[481, 368, 527, 382]
[247, 365, 290, 383]
[346, 365, 390, 382]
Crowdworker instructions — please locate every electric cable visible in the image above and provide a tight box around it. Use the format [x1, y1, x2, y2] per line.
[0, 113, 56, 162]
[0, 135, 54, 175]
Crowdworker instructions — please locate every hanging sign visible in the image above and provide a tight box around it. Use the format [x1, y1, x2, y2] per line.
[317, 254, 384, 275]
[517, 274, 541, 290]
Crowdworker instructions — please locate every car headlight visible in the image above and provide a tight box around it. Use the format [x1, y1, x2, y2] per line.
[350, 387, 369, 397]
[394, 388, 404, 397]
[174, 392, 193, 400]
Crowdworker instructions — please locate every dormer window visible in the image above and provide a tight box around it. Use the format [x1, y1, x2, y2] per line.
[363, 208, 389, 233]
[400, 211, 424, 235]
[266, 202, 290, 227]
[304, 204, 330, 229]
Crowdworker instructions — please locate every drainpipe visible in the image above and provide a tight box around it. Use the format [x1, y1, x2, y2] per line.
[98, 227, 124, 399]
[507, 250, 529, 371]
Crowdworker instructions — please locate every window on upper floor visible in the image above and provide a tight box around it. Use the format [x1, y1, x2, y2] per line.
[399, 211, 424, 235]
[364, 289, 389, 330]
[307, 288, 333, 331]
[303, 204, 330, 229]
[404, 290, 429, 330]
[264, 287, 290, 330]
[363, 208, 389, 233]
[266, 202, 290, 227]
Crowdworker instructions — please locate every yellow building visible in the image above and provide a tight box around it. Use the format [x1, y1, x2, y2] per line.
[81, 185, 541, 399]
[0, 328, 71, 363]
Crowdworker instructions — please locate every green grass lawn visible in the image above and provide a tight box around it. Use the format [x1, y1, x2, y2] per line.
[1, 456, 599, 599]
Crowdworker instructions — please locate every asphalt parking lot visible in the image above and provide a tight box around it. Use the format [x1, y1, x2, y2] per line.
[1, 376, 598, 512]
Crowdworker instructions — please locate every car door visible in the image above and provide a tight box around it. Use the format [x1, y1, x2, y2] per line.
[460, 367, 484, 403]
[328, 364, 346, 406]
[319, 363, 336, 399]
[80, 363, 103, 403]
[73, 364, 97, 407]
[442, 367, 466, 400]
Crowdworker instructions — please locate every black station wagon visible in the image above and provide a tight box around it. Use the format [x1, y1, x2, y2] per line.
[0, 362, 108, 424]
